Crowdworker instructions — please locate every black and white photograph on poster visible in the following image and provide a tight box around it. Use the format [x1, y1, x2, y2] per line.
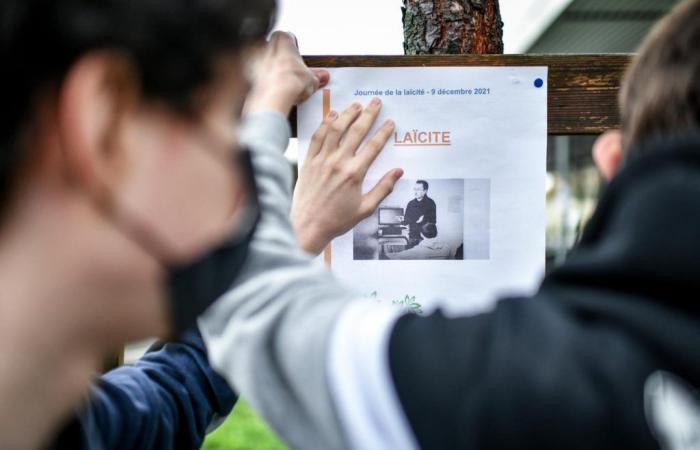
[353, 178, 490, 260]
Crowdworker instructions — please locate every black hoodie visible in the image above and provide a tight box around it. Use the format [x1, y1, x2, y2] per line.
[389, 135, 700, 450]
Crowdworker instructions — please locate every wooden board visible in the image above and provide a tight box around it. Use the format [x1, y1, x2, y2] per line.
[290, 54, 632, 136]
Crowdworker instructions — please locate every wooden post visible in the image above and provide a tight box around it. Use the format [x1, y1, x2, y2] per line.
[402, 0, 504, 55]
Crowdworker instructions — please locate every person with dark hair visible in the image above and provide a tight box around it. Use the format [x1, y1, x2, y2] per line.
[400, 179, 437, 248]
[0, 0, 332, 447]
[199, 1, 700, 449]
[50, 34, 337, 450]
[385, 223, 452, 260]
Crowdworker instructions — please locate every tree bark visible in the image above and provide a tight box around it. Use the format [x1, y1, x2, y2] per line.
[402, 0, 504, 55]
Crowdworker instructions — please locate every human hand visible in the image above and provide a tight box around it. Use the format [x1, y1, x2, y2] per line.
[291, 99, 404, 255]
[245, 31, 329, 117]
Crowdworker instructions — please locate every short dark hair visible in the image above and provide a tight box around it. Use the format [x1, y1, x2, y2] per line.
[416, 180, 429, 190]
[620, 0, 700, 152]
[0, 0, 275, 205]
[421, 223, 437, 238]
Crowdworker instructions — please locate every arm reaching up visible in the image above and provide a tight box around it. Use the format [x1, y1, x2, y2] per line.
[200, 31, 410, 450]
[200, 101, 409, 450]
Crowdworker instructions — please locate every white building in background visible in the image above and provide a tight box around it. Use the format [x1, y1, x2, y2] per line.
[526, 0, 681, 53]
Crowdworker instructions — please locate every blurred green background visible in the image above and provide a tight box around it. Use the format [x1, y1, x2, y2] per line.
[202, 399, 289, 450]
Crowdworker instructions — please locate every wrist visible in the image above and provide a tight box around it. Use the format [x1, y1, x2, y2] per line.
[292, 216, 332, 256]
[297, 233, 325, 256]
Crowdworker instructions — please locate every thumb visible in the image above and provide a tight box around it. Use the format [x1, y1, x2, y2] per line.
[359, 168, 404, 218]
[312, 69, 330, 87]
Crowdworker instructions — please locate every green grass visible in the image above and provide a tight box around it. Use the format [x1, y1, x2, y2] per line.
[203, 399, 289, 450]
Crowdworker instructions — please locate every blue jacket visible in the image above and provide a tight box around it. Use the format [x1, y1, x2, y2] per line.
[52, 329, 237, 450]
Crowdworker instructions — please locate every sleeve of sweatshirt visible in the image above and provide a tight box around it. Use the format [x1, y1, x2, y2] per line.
[52, 328, 236, 450]
[198, 111, 418, 450]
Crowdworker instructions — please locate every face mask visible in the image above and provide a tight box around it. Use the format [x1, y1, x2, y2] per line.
[165, 149, 260, 336]
[92, 146, 260, 338]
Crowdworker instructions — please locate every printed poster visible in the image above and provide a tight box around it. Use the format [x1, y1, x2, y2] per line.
[298, 66, 547, 315]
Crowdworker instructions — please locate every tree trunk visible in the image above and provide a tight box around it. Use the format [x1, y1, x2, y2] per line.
[402, 0, 504, 55]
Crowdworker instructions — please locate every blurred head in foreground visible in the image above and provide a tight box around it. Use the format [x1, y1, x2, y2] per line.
[0, 0, 273, 447]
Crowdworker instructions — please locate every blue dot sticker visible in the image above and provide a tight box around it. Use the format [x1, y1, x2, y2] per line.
[534, 78, 544, 88]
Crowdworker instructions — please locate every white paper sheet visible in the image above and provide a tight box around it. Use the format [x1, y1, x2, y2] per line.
[298, 66, 547, 316]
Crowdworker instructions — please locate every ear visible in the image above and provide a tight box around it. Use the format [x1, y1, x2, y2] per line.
[592, 129, 624, 181]
[56, 51, 138, 197]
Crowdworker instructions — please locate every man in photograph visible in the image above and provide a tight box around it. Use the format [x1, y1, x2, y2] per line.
[401, 180, 437, 248]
